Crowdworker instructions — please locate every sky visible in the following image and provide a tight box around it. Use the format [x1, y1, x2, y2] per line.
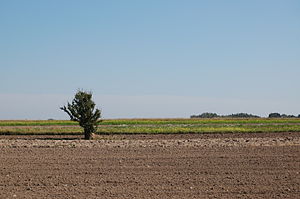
[0, 0, 300, 119]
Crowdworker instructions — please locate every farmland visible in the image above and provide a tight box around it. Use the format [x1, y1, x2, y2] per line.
[1, 118, 300, 136]
[0, 118, 300, 198]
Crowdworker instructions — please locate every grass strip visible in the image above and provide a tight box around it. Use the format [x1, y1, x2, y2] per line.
[1, 124, 300, 135]
[96, 125, 300, 134]
[1, 118, 300, 126]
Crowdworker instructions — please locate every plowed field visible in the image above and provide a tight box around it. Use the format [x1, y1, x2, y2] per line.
[1, 132, 299, 199]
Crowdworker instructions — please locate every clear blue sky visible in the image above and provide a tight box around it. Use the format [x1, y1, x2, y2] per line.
[1, 0, 300, 119]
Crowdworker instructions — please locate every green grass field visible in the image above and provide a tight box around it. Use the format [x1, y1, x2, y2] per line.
[1, 118, 300, 126]
[0, 118, 300, 135]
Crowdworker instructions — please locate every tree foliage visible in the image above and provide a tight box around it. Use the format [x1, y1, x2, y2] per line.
[191, 112, 260, 118]
[268, 113, 281, 118]
[227, 113, 260, 118]
[60, 90, 101, 139]
[269, 113, 297, 118]
[191, 112, 218, 118]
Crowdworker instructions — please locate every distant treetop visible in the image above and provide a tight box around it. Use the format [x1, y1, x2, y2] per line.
[191, 112, 299, 118]
[191, 112, 260, 118]
[268, 113, 297, 118]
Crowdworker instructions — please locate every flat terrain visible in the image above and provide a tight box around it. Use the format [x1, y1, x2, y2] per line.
[0, 132, 299, 199]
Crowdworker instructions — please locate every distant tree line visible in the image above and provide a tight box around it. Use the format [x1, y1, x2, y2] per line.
[191, 112, 219, 118]
[191, 112, 300, 118]
[268, 113, 300, 118]
[190, 112, 260, 118]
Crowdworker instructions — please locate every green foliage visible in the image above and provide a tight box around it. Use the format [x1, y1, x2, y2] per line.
[227, 113, 260, 118]
[191, 112, 260, 118]
[268, 113, 281, 118]
[280, 114, 296, 118]
[191, 112, 218, 118]
[268, 113, 296, 118]
[60, 90, 101, 139]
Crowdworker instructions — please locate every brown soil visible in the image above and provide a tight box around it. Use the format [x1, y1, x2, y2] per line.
[0, 132, 299, 199]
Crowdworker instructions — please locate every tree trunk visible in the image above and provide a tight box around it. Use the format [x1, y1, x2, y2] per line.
[84, 128, 94, 140]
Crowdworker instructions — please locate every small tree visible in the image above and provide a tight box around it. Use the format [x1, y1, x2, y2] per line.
[60, 90, 101, 140]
